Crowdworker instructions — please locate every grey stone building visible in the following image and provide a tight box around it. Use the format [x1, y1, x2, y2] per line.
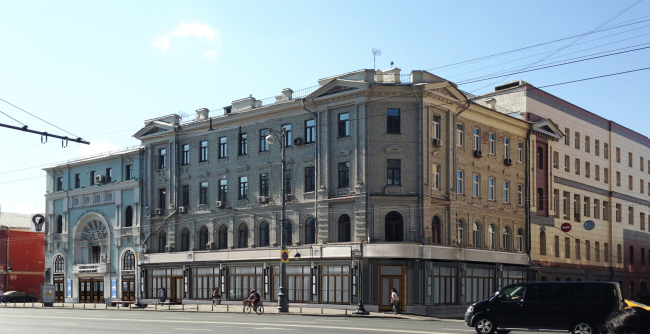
[134, 68, 559, 316]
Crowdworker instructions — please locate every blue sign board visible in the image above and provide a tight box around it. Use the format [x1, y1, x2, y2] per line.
[66, 280, 72, 298]
[111, 278, 117, 299]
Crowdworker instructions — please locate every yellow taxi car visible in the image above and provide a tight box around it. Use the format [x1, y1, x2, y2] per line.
[625, 299, 650, 310]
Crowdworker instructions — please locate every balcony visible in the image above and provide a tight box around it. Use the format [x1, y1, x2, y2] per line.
[72, 263, 107, 274]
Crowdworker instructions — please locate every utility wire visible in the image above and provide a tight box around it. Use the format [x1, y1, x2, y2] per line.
[0, 109, 25, 126]
[0, 97, 80, 138]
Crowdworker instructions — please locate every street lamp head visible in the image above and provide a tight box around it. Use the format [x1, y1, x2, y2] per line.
[6, 267, 12, 273]
[294, 252, 301, 260]
[265, 135, 276, 145]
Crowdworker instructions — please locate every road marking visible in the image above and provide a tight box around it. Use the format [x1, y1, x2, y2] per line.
[280, 321, 305, 323]
[254, 328, 296, 331]
[173, 329, 209, 331]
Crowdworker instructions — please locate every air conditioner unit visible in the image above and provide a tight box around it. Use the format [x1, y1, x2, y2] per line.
[504, 158, 513, 166]
[94, 175, 105, 184]
[100, 254, 107, 263]
[164, 245, 173, 252]
[206, 243, 214, 250]
[285, 194, 292, 201]
[215, 201, 224, 208]
[258, 196, 269, 204]
[474, 150, 483, 158]
[293, 137, 304, 146]
[432, 138, 442, 147]
[155, 208, 162, 215]
[178, 206, 187, 213]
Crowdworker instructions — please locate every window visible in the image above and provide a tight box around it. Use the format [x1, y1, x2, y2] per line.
[125, 165, 133, 180]
[575, 132, 580, 149]
[158, 189, 166, 210]
[74, 174, 80, 188]
[259, 129, 269, 152]
[605, 243, 610, 262]
[594, 199, 600, 219]
[517, 229, 524, 252]
[305, 119, 316, 143]
[555, 236, 560, 257]
[503, 138, 510, 158]
[616, 203, 622, 222]
[537, 188, 544, 210]
[629, 175, 633, 190]
[519, 143, 524, 163]
[218, 179, 227, 202]
[199, 226, 208, 251]
[595, 242, 600, 261]
[603, 201, 610, 220]
[218, 225, 228, 249]
[338, 113, 350, 137]
[182, 185, 190, 207]
[629, 207, 634, 225]
[553, 151, 559, 169]
[56, 215, 63, 234]
[642, 179, 645, 194]
[563, 192, 570, 220]
[472, 174, 480, 197]
[125, 206, 133, 227]
[387, 159, 401, 185]
[564, 155, 570, 172]
[199, 182, 208, 205]
[605, 168, 609, 184]
[259, 221, 270, 247]
[616, 147, 621, 163]
[305, 166, 315, 192]
[54, 255, 65, 273]
[457, 123, 464, 146]
[159, 148, 166, 169]
[630, 246, 635, 265]
[473, 222, 481, 248]
[585, 162, 590, 178]
[575, 158, 580, 175]
[284, 170, 292, 194]
[595, 165, 600, 181]
[385, 211, 404, 242]
[199, 140, 208, 162]
[586, 240, 591, 260]
[473, 128, 480, 150]
[540, 231, 546, 255]
[604, 143, 609, 159]
[503, 181, 510, 203]
[121, 251, 135, 271]
[432, 164, 440, 190]
[457, 220, 465, 247]
[56, 177, 63, 191]
[489, 133, 495, 155]
[432, 115, 441, 139]
[564, 128, 570, 145]
[565, 237, 571, 258]
[585, 136, 590, 153]
[387, 109, 400, 134]
[259, 173, 269, 197]
[488, 178, 495, 201]
[584, 197, 590, 217]
[282, 124, 292, 147]
[238, 224, 249, 248]
[503, 226, 511, 251]
[90, 171, 95, 185]
[239, 133, 248, 155]
[90, 245, 101, 263]
[338, 162, 350, 188]
[304, 218, 316, 245]
[488, 225, 496, 249]
[431, 216, 442, 244]
[574, 194, 581, 221]
[219, 137, 227, 158]
[616, 171, 621, 187]
[629, 152, 633, 167]
[158, 232, 167, 253]
[239, 176, 248, 200]
[456, 170, 464, 194]
[180, 228, 190, 252]
[595, 139, 600, 156]
[182, 144, 190, 165]
[283, 220, 293, 246]
[641, 247, 646, 265]
[618, 244, 622, 263]
[338, 214, 351, 242]
[641, 212, 646, 231]
[554, 189, 560, 218]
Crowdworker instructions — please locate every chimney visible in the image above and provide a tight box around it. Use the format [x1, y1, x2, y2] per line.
[282, 88, 293, 100]
[485, 98, 497, 110]
[196, 108, 210, 121]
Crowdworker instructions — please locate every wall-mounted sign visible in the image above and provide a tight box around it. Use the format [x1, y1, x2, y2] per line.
[31, 214, 46, 233]
[584, 220, 595, 231]
[66, 280, 72, 298]
[280, 250, 289, 263]
[111, 279, 117, 299]
[561, 223, 572, 233]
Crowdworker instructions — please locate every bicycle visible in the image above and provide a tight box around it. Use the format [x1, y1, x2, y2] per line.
[243, 300, 264, 315]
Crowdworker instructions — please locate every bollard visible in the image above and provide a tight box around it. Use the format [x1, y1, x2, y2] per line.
[212, 304, 214, 312]
[345, 309, 348, 315]
[129, 303, 132, 310]
[84, 304, 86, 309]
[196, 303, 199, 311]
[182, 304, 184, 311]
[155, 303, 158, 311]
[117, 303, 120, 310]
[168, 302, 170, 310]
[300, 303, 302, 314]
[321, 304, 323, 314]
[226, 304, 229, 312]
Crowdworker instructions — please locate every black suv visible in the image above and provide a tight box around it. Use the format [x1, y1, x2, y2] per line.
[465, 282, 624, 334]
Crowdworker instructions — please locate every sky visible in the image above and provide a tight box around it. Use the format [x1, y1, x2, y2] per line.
[1, 0, 649, 215]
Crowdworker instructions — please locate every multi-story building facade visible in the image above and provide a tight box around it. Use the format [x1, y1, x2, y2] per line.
[44, 148, 142, 304]
[479, 81, 650, 302]
[134, 69, 559, 316]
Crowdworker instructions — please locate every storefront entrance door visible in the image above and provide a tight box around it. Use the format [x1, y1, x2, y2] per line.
[53, 277, 65, 302]
[79, 278, 105, 303]
[378, 265, 407, 312]
[170, 277, 183, 303]
[122, 275, 135, 301]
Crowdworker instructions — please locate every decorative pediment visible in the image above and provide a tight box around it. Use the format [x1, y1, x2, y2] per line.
[133, 121, 175, 139]
[532, 119, 564, 141]
[384, 145, 404, 154]
[305, 79, 369, 101]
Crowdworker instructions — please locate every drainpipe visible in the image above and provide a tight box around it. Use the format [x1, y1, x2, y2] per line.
[453, 95, 471, 247]
[1, 226, 9, 291]
[412, 84, 425, 244]
[525, 129, 533, 268]
[301, 99, 319, 241]
[365, 83, 375, 244]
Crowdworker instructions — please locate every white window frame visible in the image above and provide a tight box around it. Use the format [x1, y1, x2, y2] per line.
[457, 123, 464, 147]
[489, 133, 495, 155]
[518, 143, 523, 162]
[473, 174, 480, 198]
[456, 170, 464, 194]
[473, 128, 480, 150]
[503, 181, 510, 203]
[517, 184, 523, 206]
[488, 178, 495, 201]
[433, 164, 440, 190]
[503, 138, 510, 159]
[432, 115, 440, 139]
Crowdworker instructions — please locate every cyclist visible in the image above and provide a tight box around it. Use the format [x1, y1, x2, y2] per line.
[245, 288, 261, 310]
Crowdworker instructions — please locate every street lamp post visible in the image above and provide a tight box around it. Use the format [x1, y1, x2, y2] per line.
[266, 128, 289, 313]
[355, 241, 369, 315]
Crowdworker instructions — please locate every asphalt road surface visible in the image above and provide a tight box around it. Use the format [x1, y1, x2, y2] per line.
[0, 307, 566, 334]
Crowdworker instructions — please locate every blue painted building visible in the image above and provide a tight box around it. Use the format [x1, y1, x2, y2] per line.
[44, 147, 142, 304]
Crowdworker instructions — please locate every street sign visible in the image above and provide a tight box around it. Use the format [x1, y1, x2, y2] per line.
[280, 250, 289, 263]
[31, 214, 45, 232]
[561, 223, 572, 233]
[584, 220, 595, 230]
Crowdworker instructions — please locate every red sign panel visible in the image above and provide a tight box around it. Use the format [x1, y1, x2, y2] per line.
[561, 223, 572, 232]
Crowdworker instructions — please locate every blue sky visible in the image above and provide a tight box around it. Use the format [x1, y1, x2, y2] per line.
[1, 0, 649, 214]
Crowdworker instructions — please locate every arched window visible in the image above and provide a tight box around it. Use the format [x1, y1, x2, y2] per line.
[238, 223, 249, 248]
[385, 211, 404, 242]
[517, 228, 524, 252]
[283, 220, 293, 246]
[158, 231, 167, 253]
[431, 216, 441, 244]
[338, 215, 351, 242]
[503, 226, 511, 251]
[488, 225, 496, 249]
[56, 215, 63, 234]
[305, 218, 316, 245]
[180, 228, 190, 252]
[218, 225, 228, 250]
[540, 231, 547, 255]
[54, 255, 65, 273]
[473, 222, 481, 248]
[122, 250, 135, 270]
[259, 221, 269, 247]
[125, 206, 133, 227]
[457, 220, 465, 246]
[199, 226, 209, 251]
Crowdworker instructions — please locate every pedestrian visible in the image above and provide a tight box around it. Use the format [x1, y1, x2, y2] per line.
[606, 307, 650, 334]
[0, 284, 4, 303]
[157, 287, 165, 305]
[212, 288, 221, 305]
[390, 288, 399, 315]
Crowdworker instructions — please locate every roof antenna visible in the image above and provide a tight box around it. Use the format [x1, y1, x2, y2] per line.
[372, 48, 381, 70]
[391, 61, 394, 67]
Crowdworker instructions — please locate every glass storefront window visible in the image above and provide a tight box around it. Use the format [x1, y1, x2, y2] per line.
[320, 265, 349, 304]
[191, 267, 221, 299]
[466, 267, 495, 304]
[425, 264, 457, 305]
[228, 266, 263, 301]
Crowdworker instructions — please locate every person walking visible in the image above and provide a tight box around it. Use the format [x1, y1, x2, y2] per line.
[390, 288, 399, 315]
[212, 288, 221, 305]
[157, 287, 165, 305]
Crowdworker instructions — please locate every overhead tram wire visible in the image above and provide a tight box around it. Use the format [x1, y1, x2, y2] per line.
[0, 97, 81, 139]
[0, 109, 26, 126]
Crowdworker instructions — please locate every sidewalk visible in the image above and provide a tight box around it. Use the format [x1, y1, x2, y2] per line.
[0, 301, 438, 321]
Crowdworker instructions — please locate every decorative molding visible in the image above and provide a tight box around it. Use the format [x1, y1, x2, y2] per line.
[384, 145, 404, 154]
[236, 165, 248, 172]
[335, 149, 351, 157]
[198, 171, 209, 178]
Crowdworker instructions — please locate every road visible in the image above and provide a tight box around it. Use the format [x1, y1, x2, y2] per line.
[0, 307, 563, 334]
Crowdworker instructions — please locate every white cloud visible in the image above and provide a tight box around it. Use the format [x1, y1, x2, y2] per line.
[203, 50, 217, 59]
[172, 21, 219, 41]
[151, 35, 170, 52]
[77, 141, 121, 158]
[13, 201, 45, 215]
